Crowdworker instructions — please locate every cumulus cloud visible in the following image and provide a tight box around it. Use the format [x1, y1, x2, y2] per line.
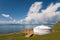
[2, 14, 13, 20]
[0, 14, 19, 24]
[0, 2, 60, 24]
[0, 20, 19, 24]
[19, 2, 60, 24]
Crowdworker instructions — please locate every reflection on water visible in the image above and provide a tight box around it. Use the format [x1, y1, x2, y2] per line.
[0, 24, 54, 34]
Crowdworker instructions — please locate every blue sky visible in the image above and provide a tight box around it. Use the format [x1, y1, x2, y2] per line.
[0, 0, 60, 24]
[0, 0, 59, 20]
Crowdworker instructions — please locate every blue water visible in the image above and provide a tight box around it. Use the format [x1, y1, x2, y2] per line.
[0, 24, 54, 34]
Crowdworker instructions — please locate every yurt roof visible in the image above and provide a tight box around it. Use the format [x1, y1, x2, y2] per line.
[34, 25, 51, 29]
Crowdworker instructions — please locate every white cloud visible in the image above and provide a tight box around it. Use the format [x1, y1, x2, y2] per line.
[0, 20, 19, 24]
[1, 14, 20, 24]
[19, 2, 60, 24]
[0, 2, 60, 24]
[2, 14, 9, 18]
[2, 14, 13, 20]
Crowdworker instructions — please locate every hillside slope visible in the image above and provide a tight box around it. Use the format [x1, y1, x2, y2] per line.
[53, 21, 60, 31]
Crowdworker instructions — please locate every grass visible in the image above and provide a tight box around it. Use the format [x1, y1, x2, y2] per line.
[0, 21, 60, 40]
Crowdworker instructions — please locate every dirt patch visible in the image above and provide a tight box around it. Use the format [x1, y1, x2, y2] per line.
[21, 29, 34, 38]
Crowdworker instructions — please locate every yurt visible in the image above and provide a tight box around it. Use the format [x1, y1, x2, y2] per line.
[33, 25, 52, 35]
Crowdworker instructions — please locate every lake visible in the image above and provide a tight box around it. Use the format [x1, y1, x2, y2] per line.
[0, 24, 54, 34]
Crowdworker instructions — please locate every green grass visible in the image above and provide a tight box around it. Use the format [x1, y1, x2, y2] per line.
[0, 21, 60, 40]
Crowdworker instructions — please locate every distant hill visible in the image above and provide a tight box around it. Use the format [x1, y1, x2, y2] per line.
[53, 21, 60, 31]
[53, 21, 60, 27]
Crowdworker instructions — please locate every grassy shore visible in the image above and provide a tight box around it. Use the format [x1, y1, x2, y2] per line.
[0, 21, 60, 40]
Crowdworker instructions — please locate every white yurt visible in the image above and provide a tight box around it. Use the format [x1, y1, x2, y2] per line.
[33, 25, 52, 35]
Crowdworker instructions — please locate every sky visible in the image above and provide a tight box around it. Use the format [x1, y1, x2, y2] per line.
[0, 0, 60, 24]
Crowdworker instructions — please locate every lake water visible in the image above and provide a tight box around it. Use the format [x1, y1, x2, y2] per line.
[0, 24, 54, 34]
